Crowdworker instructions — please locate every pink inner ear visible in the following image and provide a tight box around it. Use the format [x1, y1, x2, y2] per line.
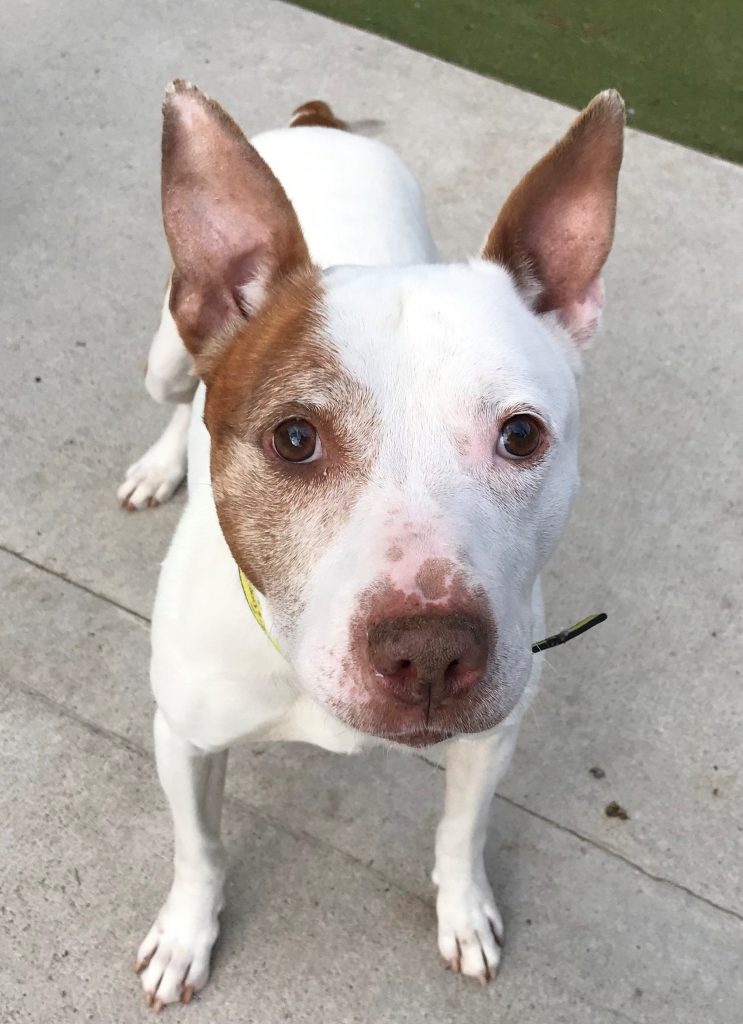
[482, 91, 623, 350]
[557, 274, 605, 344]
[160, 81, 310, 361]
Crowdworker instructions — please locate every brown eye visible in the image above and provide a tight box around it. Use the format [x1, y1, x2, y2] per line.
[497, 415, 542, 460]
[272, 418, 321, 463]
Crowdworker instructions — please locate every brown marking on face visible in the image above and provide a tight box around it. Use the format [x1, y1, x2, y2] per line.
[386, 544, 404, 562]
[415, 558, 455, 600]
[205, 270, 378, 634]
[289, 100, 348, 131]
[334, 572, 510, 746]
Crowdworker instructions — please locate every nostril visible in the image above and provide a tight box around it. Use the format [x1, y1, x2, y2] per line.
[390, 659, 416, 683]
[373, 656, 416, 685]
[444, 651, 485, 696]
[444, 659, 460, 685]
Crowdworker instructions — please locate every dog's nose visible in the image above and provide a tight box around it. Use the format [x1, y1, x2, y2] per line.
[367, 614, 488, 708]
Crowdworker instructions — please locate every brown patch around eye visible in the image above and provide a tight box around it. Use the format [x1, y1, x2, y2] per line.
[204, 270, 378, 624]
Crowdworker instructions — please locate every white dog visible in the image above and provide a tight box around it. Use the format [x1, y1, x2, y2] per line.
[120, 82, 623, 1008]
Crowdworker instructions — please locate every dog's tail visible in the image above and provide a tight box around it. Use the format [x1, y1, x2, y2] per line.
[289, 100, 348, 131]
[289, 100, 384, 136]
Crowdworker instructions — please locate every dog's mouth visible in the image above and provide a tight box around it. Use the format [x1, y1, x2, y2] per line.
[384, 728, 455, 748]
[328, 690, 507, 748]
[377, 710, 501, 747]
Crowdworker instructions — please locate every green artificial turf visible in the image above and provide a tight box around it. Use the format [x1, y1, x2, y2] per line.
[290, 0, 743, 163]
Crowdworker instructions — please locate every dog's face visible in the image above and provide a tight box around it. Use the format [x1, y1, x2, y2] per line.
[161, 81, 623, 745]
[205, 263, 581, 744]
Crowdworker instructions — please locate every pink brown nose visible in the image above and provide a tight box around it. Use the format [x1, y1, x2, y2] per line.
[367, 614, 488, 709]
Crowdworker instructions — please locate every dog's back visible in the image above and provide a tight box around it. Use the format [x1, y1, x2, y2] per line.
[252, 107, 437, 269]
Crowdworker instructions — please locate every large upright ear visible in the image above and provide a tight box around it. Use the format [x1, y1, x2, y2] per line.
[161, 80, 310, 371]
[483, 90, 624, 344]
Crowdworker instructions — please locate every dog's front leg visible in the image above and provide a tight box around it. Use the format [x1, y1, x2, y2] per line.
[136, 709, 228, 1009]
[118, 280, 195, 511]
[433, 723, 519, 984]
[118, 402, 191, 511]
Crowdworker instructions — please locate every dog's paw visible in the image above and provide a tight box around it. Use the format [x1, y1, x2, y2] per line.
[117, 439, 186, 511]
[135, 889, 221, 1009]
[435, 873, 503, 984]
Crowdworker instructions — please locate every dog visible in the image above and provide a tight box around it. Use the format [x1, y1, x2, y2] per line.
[121, 81, 624, 1008]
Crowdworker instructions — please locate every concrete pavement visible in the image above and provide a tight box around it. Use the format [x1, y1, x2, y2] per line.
[1, 1, 742, 1020]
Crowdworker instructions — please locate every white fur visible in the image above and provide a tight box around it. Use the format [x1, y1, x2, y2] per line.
[252, 127, 438, 267]
[117, 402, 190, 510]
[290, 261, 578, 732]
[130, 124, 589, 1005]
[146, 283, 197, 405]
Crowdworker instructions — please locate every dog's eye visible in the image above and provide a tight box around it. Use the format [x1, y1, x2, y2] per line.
[497, 415, 542, 460]
[272, 418, 321, 463]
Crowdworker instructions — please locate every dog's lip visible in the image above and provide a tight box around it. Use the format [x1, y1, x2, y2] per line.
[380, 715, 498, 746]
[385, 729, 454, 748]
[330, 688, 508, 746]
[329, 701, 459, 746]
[328, 670, 511, 745]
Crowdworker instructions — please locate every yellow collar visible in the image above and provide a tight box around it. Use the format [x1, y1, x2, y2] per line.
[238, 568, 282, 654]
[238, 566, 605, 658]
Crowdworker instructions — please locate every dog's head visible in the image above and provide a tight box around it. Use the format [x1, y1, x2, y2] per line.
[161, 81, 623, 746]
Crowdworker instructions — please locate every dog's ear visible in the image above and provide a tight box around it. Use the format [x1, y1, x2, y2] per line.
[161, 80, 310, 375]
[483, 90, 624, 344]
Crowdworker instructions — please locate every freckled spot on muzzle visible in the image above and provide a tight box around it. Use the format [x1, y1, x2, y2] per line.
[415, 557, 455, 601]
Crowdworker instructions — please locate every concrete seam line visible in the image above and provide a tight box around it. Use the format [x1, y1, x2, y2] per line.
[7, 676, 743, 927]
